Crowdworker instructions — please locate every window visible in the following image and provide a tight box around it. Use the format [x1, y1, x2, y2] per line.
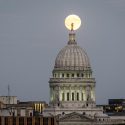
[81, 73, 84, 77]
[72, 93, 74, 101]
[43, 118, 48, 125]
[51, 118, 54, 125]
[72, 74, 74, 77]
[77, 73, 79, 77]
[19, 117, 24, 125]
[62, 73, 64, 77]
[67, 74, 69, 77]
[67, 92, 69, 101]
[77, 93, 79, 101]
[27, 117, 32, 125]
[62, 93, 65, 101]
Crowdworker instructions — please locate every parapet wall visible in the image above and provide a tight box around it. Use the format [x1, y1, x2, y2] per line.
[0, 116, 56, 125]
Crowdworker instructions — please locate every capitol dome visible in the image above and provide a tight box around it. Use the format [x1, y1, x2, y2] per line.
[54, 33, 91, 70]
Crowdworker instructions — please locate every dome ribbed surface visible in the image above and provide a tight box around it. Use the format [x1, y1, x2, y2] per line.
[54, 44, 91, 70]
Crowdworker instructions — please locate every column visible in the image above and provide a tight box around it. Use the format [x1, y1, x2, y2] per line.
[75, 86, 76, 101]
[80, 86, 82, 101]
[84, 87, 86, 101]
[69, 85, 71, 101]
[64, 86, 66, 101]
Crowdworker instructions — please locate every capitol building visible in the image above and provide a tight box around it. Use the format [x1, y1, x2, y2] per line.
[43, 15, 125, 124]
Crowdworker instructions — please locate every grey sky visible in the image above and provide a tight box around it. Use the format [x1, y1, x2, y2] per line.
[0, 0, 125, 104]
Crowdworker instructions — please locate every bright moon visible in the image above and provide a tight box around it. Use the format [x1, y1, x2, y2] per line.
[65, 14, 81, 31]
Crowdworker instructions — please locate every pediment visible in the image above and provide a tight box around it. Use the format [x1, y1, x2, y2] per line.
[59, 112, 94, 122]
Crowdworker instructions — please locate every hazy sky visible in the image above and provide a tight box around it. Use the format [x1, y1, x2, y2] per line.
[0, 0, 125, 104]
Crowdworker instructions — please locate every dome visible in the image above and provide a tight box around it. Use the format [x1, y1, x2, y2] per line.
[54, 33, 91, 70]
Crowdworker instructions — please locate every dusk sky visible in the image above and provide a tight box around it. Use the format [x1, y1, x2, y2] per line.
[0, 0, 125, 104]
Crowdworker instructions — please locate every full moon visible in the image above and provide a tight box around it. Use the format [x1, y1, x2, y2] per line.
[65, 14, 81, 31]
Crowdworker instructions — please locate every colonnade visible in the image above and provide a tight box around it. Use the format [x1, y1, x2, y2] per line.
[50, 86, 95, 103]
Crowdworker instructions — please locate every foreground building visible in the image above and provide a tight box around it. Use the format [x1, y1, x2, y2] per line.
[0, 96, 47, 117]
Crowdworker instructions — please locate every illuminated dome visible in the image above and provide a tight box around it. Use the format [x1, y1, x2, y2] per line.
[54, 33, 91, 70]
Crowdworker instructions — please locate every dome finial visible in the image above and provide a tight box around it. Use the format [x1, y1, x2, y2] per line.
[65, 14, 81, 45]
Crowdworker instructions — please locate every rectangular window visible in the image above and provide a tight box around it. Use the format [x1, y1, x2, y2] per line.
[72, 74, 74, 77]
[77, 93, 79, 101]
[27, 117, 32, 125]
[19, 117, 24, 125]
[62, 74, 64, 77]
[51, 118, 54, 125]
[67, 74, 69, 77]
[43, 118, 48, 125]
[77, 73, 79, 77]
[67, 93, 69, 101]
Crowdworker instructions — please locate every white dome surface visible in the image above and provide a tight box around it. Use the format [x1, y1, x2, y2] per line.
[54, 44, 91, 70]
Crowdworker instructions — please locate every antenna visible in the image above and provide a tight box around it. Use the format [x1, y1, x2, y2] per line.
[8, 84, 10, 104]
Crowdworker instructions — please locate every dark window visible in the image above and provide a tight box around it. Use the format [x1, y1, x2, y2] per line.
[19, 117, 24, 125]
[72, 74, 74, 77]
[62, 74, 64, 77]
[43, 118, 48, 125]
[77, 73, 79, 77]
[0, 117, 1, 125]
[13, 117, 16, 125]
[67, 74, 69, 77]
[27, 117, 32, 125]
[72, 93, 74, 101]
[51, 118, 54, 125]
[5, 117, 8, 125]
[67, 93, 69, 101]
[81, 73, 84, 77]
